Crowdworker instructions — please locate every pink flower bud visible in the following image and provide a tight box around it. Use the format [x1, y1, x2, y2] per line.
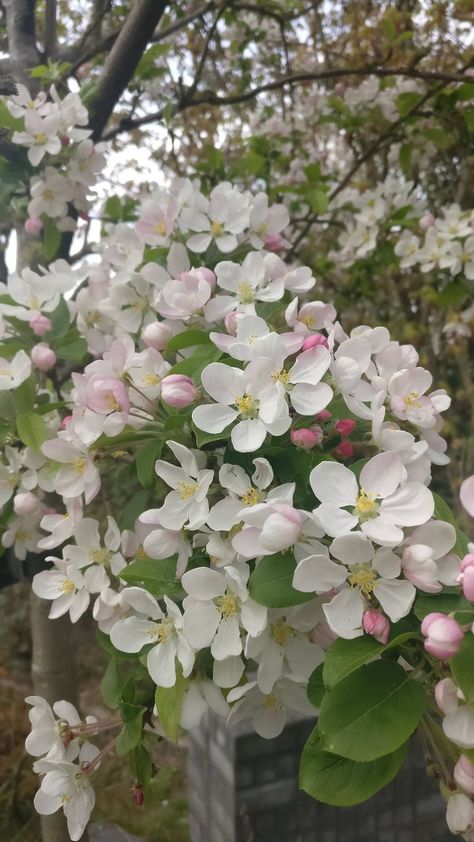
[24, 217, 43, 236]
[13, 491, 40, 516]
[132, 783, 144, 806]
[79, 210, 90, 221]
[142, 321, 173, 351]
[84, 376, 130, 415]
[290, 427, 323, 449]
[31, 343, 56, 372]
[224, 311, 243, 336]
[29, 313, 51, 337]
[455, 756, 474, 796]
[459, 556, 474, 602]
[434, 677, 459, 715]
[316, 409, 332, 422]
[335, 418, 356, 437]
[363, 610, 390, 644]
[198, 267, 216, 289]
[421, 612, 464, 659]
[161, 374, 197, 408]
[419, 213, 436, 231]
[302, 333, 329, 351]
[264, 233, 285, 252]
[60, 135, 70, 147]
[60, 415, 73, 430]
[335, 440, 354, 459]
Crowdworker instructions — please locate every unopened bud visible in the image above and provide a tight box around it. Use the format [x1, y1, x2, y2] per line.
[161, 374, 198, 408]
[335, 418, 356, 437]
[132, 782, 144, 806]
[302, 333, 329, 351]
[31, 343, 56, 372]
[363, 610, 390, 644]
[421, 612, 464, 659]
[13, 491, 40, 515]
[419, 213, 436, 230]
[316, 409, 332, 422]
[454, 756, 474, 796]
[142, 321, 173, 351]
[459, 554, 474, 602]
[335, 440, 354, 459]
[264, 233, 285, 252]
[290, 427, 323, 449]
[25, 217, 43, 236]
[29, 313, 51, 337]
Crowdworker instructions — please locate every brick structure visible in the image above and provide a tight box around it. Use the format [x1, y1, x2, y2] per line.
[188, 711, 452, 842]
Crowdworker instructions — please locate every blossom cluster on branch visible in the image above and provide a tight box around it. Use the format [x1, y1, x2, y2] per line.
[0, 85, 473, 841]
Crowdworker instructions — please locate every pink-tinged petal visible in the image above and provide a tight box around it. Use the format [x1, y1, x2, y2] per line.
[408, 521, 456, 559]
[330, 533, 374, 566]
[323, 588, 365, 639]
[182, 567, 226, 599]
[231, 526, 267, 559]
[360, 452, 406, 498]
[192, 403, 238, 433]
[460, 475, 474, 517]
[211, 615, 242, 660]
[314, 504, 358, 537]
[374, 578, 415, 622]
[310, 462, 358, 506]
[231, 419, 267, 452]
[380, 482, 434, 526]
[293, 554, 347, 593]
[361, 516, 404, 546]
[291, 382, 333, 415]
[290, 347, 331, 384]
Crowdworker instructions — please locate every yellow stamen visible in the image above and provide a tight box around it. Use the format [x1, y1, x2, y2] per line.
[149, 620, 174, 644]
[178, 481, 198, 500]
[240, 487, 263, 506]
[238, 282, 255, 304]
[270, 618, 295, 647]
[153, 221, 167, 236]
[211, 220, 224, 237]
[271, 369, 290, 385]
[73, 456, 87, 476]
[61, 578, 76, 594]
[404, 391, 422, 408]
[354, 490, 377, 518]
[348, 565, 376, 595]
[234, 393, 258, 418]
[214, 593, 239, 619]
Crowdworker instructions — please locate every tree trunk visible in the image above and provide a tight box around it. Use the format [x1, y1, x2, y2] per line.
[30, 591, 88, 842]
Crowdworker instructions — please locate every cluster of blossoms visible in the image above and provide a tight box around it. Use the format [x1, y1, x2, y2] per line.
[1, 86, 473, 840]
[9, 84, 105, 227]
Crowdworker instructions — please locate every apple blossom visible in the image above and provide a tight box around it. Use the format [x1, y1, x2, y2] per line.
[363, 610, 390, 644]
[291, 427, 323, 449]
[31, 343, 57, 371]
[29, 313, 51, 335]
[161, 374, 198, 407]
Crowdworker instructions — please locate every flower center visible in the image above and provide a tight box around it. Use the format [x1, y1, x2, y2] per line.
[240, 487, 263, 506]
[35, 132, 48, 144]
[61, 578, 76, 594]
[89, 548, 111, 566]
[238, 282, 255, 304]
[143, 373, 161, 386]
[300, 314, 315, 328]
[271, 369, 290, 386]
[404, 391, 422, 408]
[270, 618, 295, 647]
[149, 620, 174, 644]
[178, 481, 198, 500]
[153, 221, 167, 236]
[348, 565, 377, 595]
[354, 490, 378, 519]
[234, 393, 258, 418]
[263, 693, 281, 710]
[214, 592, 240, 619]
[211, 220, 224, 237]
[73, 456, 87, 476]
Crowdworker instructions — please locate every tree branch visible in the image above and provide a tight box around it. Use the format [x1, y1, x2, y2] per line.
[103, 63, 472, 140]
[4, 0, 41, 86]
[44, 0, 57, 59]
[88, 0, 170, 141]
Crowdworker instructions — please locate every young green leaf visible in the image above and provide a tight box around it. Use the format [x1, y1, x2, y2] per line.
[248, 552, 314, 608]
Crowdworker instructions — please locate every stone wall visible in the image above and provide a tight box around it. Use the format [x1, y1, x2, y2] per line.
[188, 711, 452, 842]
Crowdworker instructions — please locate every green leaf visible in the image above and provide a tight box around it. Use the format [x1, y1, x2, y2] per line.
[192, 421, 233, 448]
[43, 217, 61, 261]
[116, 702, 146, 756]
[307, 664, 325, 709]
[118, 489, 149, 531]
[155, 663, 186, 741]
[13, 375, 36, 414]
[323, 636, 383, 690]
[169, 345, 222, 379]
[55, 336, 87, 363]
[414, 591, 474, 623]
[130, 744, 153, 800]
[396, 92, 422, 116]
[318, 660, 425, 761]
[136, 438, 163, 488]
[100, 658, 123, 709]
[433, 493, 469, 556]
[308, 189, 328, 215]
[16, 411, 48, 451]
[300, 729, 408, 807]
[166, 330, 212, 353]
[463, 108, 474, 132]
[49, 298, 71, 339]
[248, 552, 314, 608]
[96, 629, 137, 661]
[451, 634, 474, 704]
[120, 556, 182, 597]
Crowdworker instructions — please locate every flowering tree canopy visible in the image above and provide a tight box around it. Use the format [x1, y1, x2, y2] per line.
[0, 1, 474, 840]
